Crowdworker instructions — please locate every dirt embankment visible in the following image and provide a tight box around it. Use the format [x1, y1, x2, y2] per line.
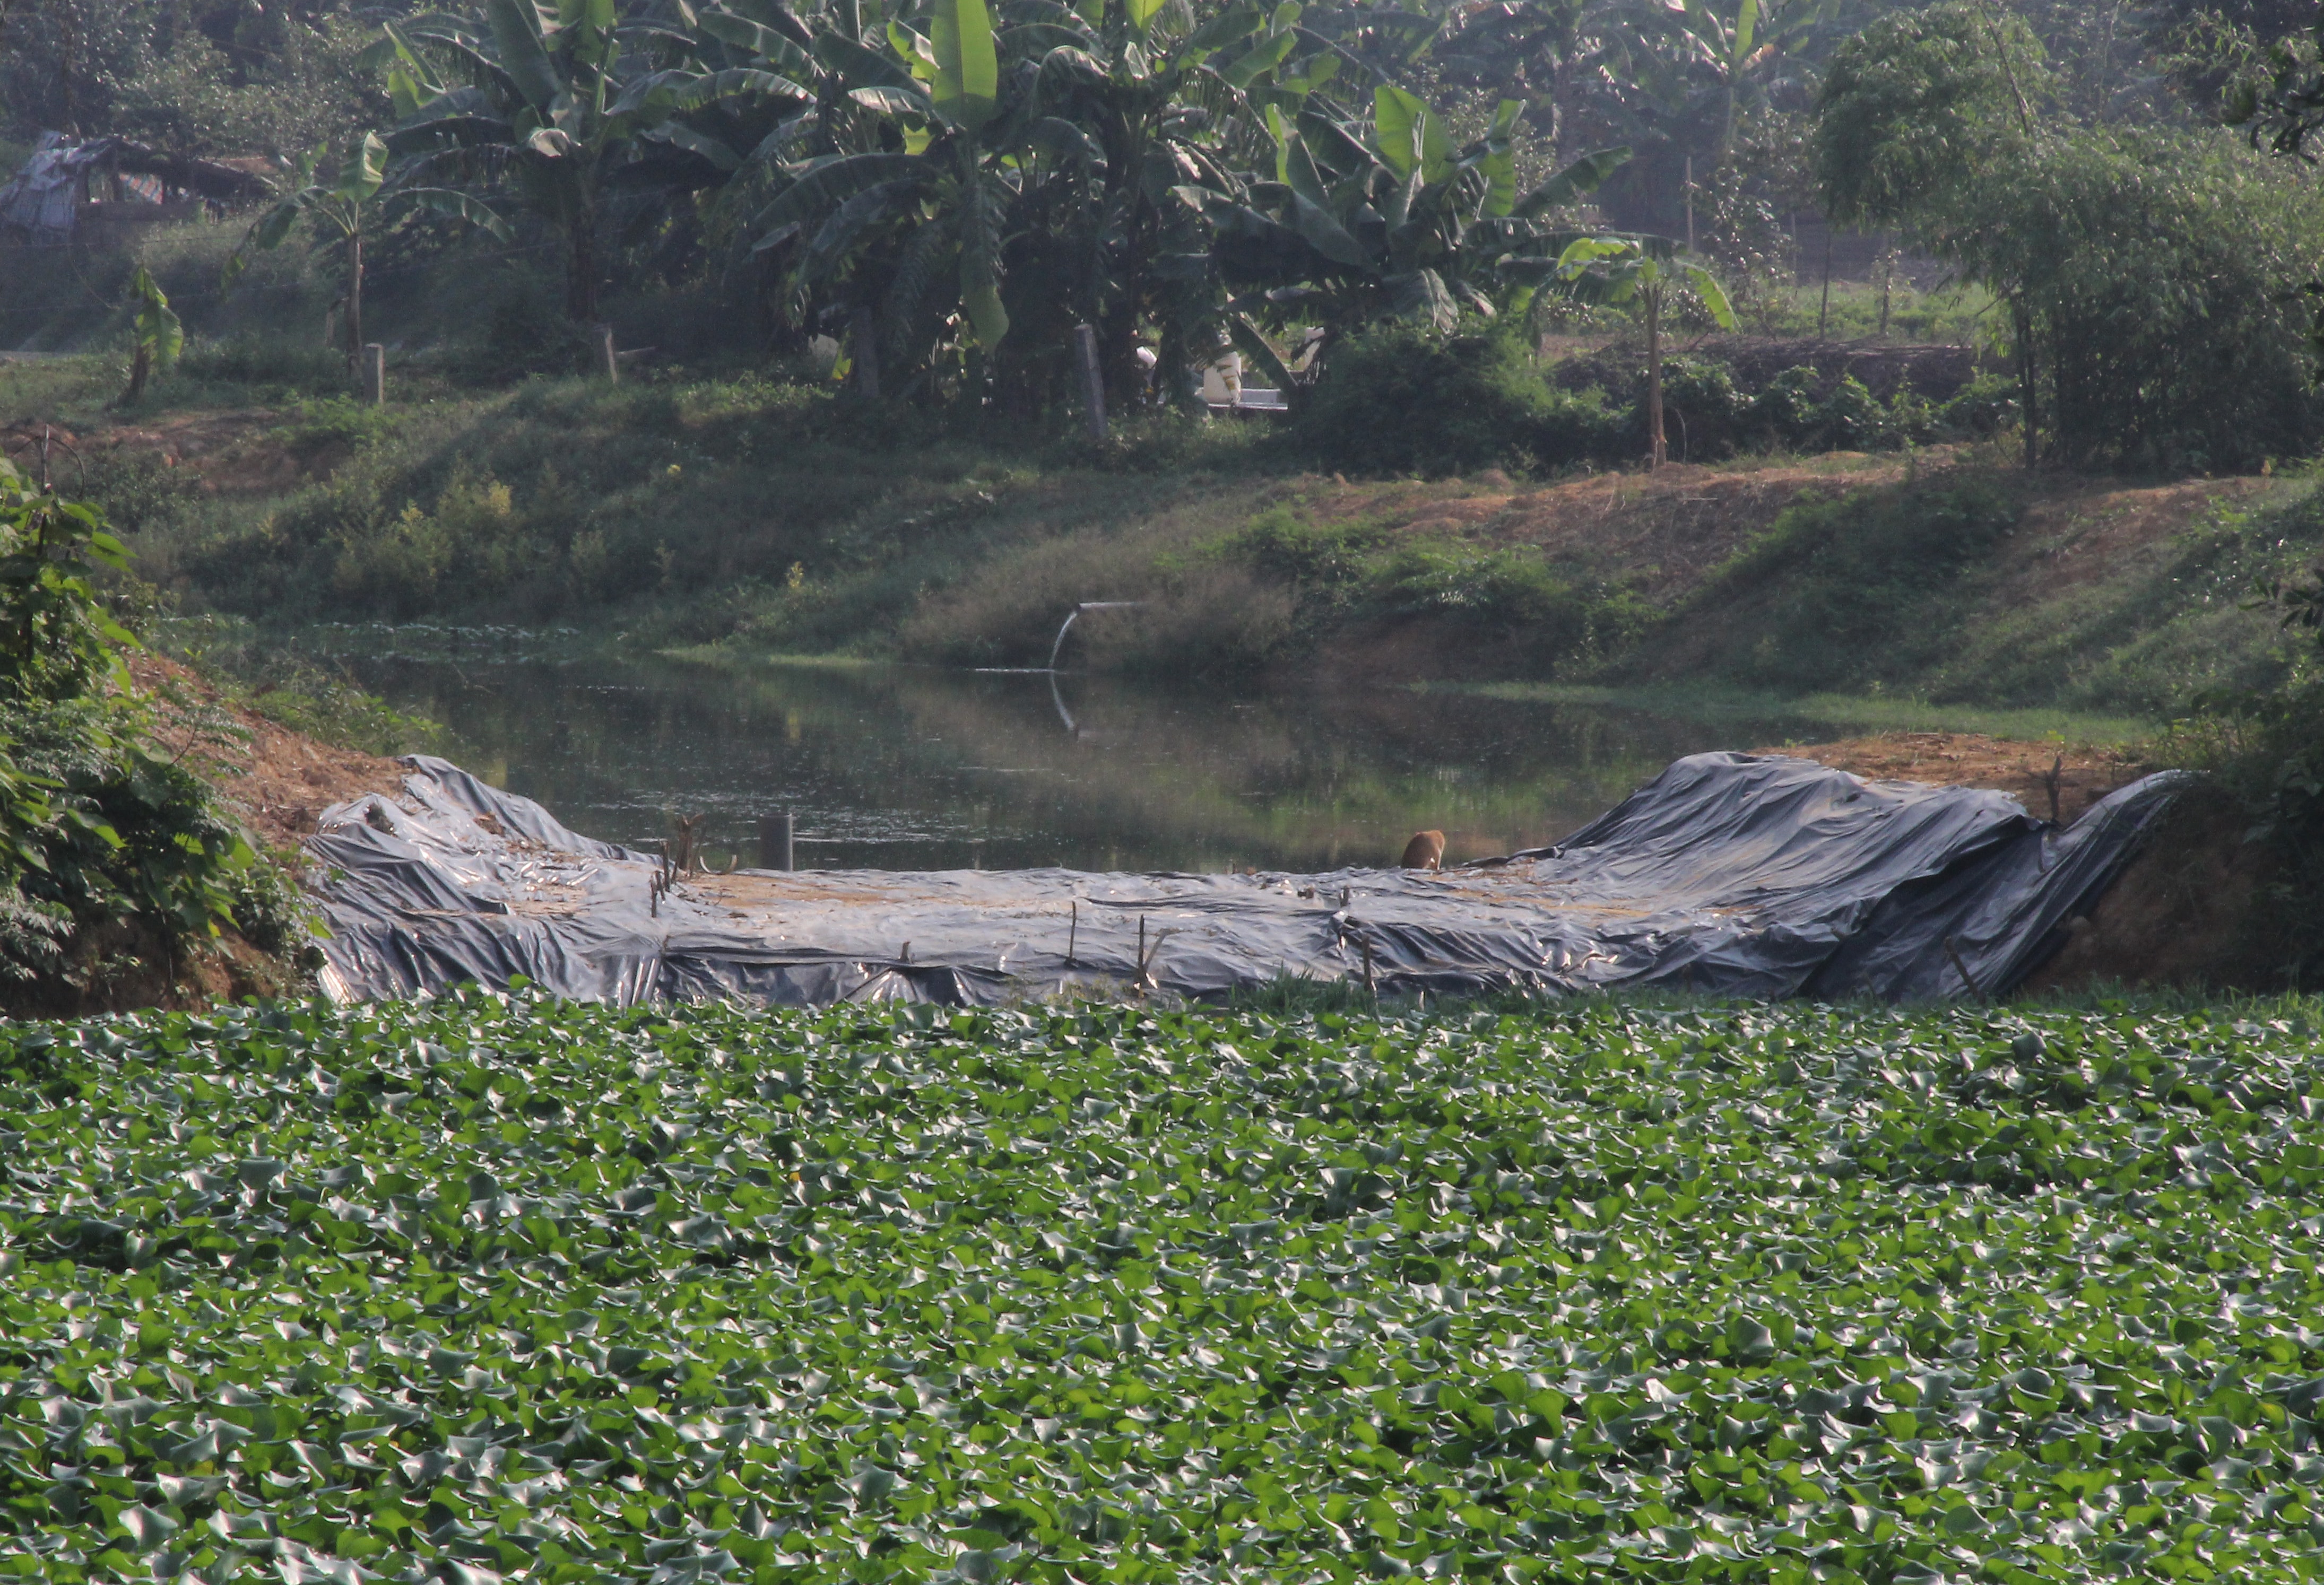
[6, 408, 337, 499]
[1304, 454, 1929, 681]
[1753, 732, 2148, 822]
[1754, 730, 2271, 994]
[1286, 451, 2272, 688]
[133, 655, 408, 850]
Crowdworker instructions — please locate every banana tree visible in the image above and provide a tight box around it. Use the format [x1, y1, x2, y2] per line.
[738, 0, 1016, 393]
[1206, 85, 1627, 388]
[1551, 233, 1733, 467]
[1671, 0, 1831, 165]
[1007, 0, 1322, 406]
[120, 267, 181, 407]
[223, 132, 511, 371]
[375, 0, 705, 323]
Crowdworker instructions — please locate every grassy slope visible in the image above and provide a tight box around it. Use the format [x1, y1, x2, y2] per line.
[11, 354, 2317, 726]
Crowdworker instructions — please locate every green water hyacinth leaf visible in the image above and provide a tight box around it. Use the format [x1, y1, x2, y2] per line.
[2, 992, 2323, 1580]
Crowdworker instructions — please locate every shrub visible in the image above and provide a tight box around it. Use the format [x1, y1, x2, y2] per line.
[1296, 326, 1623, 477]
[1813, 373, 1893, 451]
[0, 459, 297, 1009]
[1747, 365, 1823, 446]
[1939, 371, 2021, 437]
[1653, 358, 1751, 461]
[179, 333, 348, 393]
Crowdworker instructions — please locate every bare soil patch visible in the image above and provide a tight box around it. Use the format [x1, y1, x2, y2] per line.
[132, 655, 408, 851]
[5, 408, 324, 499]
[2005, 476, 2271, 604]
[2019, 795, 2274, 995]
[1750, 731, 2150, 821]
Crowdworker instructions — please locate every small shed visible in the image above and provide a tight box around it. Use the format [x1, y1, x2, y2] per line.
[0, 133, 275, 245]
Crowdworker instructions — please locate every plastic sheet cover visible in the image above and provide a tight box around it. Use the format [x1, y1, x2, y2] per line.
[308, 753, 2183, 1007]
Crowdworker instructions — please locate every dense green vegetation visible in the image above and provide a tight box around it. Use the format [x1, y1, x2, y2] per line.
[5, 992, 2324, 1579]
[0, 458, 306, 1015]
[1815, 6, 2324, 473]
[5, 0, 2313, 459]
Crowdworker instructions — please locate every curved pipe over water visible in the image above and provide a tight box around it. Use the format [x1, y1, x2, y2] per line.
[1048, 602, 1144, 672]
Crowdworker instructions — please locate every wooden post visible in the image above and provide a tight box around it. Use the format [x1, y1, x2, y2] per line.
[758, 812, 794, 871]
[361, 344, 385, 406]
[1817, 229, 1834, 338]
[849, 307, 879, 399]
[1645, 286, 1664, 471]
[1073, 323, 1107, 441]
[595, 324, 618, 382]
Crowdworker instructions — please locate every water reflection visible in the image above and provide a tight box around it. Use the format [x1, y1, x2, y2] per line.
[337, 654, 1792, 873]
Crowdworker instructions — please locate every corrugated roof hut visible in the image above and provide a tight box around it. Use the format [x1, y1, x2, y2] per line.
[0, 133, 275, 245]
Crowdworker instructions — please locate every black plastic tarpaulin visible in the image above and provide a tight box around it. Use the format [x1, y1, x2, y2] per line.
[306, 753, 2182, 1006]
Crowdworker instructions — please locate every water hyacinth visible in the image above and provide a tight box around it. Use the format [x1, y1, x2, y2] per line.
[1, 992, 2322, 1582]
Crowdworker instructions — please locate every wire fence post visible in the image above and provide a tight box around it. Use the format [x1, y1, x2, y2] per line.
[759, 812, 794, 871]
[1073, 324, 1107, 441]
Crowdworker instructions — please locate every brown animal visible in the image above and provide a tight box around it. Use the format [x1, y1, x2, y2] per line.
[1399, 830, 1446, 870]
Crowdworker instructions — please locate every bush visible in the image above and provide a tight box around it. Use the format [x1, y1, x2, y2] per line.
[2173, 560, 2324, 985]
[179, 333, 349, 393]
[1653, 358, 1751, 461]
[1747, 365, 1823, 446]
[1296, 326, 1624, 477]
[0, 459, 299, 1011]
[1939, 372, 2022, 437]
[1814, 374, 1893, 451]
[1963, 130, 2324, 472]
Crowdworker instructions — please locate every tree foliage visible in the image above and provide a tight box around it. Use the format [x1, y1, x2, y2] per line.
[1813, 2, 2045, 232]
[0, 460, 285, 1007]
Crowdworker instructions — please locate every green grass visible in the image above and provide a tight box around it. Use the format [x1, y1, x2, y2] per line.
[7, 992, 2324, 1581]
[1452, 682, 2156, 746]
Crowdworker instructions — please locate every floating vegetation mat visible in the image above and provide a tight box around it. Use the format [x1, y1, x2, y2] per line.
[3, 994, 2323, 1582]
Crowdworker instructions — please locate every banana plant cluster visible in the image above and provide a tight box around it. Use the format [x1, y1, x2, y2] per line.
[333, 0, 1756, 412]
[222, 132, 510, 372]
[368, 0, 717, 323]
[1201, 85, 1627, 387]
[689, 0, 1349, 404]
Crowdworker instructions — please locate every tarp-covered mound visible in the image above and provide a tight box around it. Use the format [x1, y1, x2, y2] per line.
[308, 753, 2183, 1006]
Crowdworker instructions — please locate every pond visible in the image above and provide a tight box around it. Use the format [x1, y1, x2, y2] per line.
[334, 647, 1801, 874]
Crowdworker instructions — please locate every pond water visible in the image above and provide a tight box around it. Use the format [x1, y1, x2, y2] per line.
[336, 649, 1799, 874]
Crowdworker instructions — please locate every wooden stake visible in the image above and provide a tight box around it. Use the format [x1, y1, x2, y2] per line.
[1943, 936, 1986, 1001]
[849, 307, 879, 399]
[1073, 324, 1107, 441]
[759, 812, 794, 871]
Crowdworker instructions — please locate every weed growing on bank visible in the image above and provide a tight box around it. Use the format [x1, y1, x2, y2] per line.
[5, 991, 2324, 1579]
